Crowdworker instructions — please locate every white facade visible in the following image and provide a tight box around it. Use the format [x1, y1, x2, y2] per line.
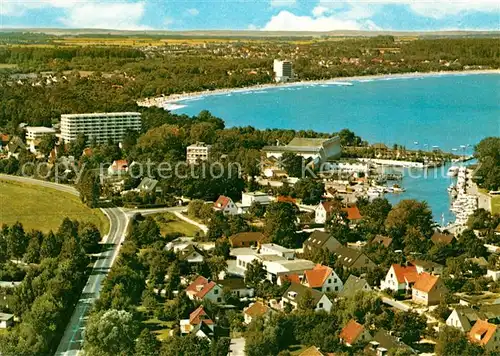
[304, 269, 344, 293]
[25, 126, 56, 153]
[380, 265, 411, 292]
[315, 204, 329, 224]
[187, 142, 212, 164]
[273, 59, 293, 82]
[446, 309, 473, 332]
[487, 270, 500, 282]
[233, 250, 315, 283]
[263, 137, 342, 163]
[260, 243, 295, 260]
[214, 196, 239, 215]
[60, 112, 141, 144]
[241, 192, 272, 207]
[281, 291, 332, 312]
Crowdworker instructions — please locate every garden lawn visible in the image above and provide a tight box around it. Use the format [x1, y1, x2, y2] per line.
[153, 212, 202, 237]
[0, 179, 109, 234]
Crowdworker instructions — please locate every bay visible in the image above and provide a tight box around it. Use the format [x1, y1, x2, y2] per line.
[175, 74, 500, 224]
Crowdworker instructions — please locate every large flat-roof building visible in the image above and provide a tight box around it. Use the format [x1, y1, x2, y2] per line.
[60, 112, 141, 144]
[273, 59, 293, 83]
[263, 137, 342, 163]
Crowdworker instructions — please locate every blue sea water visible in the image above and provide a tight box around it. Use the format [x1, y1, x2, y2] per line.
[175, 74, 500, 223]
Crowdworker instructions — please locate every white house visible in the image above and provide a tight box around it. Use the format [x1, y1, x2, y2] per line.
[380, 264, 418, 294]
[315, 201, 333, 224]
[185, 276, 224, 304]
[302, 264, 343, 293]
[217, 278, 254, 298]
[446, 306, 483, 332]
[281, 283, 333, 312]
[213, 195, 238, 215]
[260, 243, 295, 260]
[241, 192, 272, 207]
[231, 245, 315, 283]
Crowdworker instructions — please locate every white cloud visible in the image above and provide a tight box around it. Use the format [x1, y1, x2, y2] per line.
[270, 0, 297, 7]
[58, 2, 149, 30]
[317, 0, 499, 19]
[1, 0, 149, 30]
[312, 6, 329, 17]
[186, 8, 199, 16]
[264, 0, 499, 31]
[263, 10, 378, 31]
[164, 17, 174, 27]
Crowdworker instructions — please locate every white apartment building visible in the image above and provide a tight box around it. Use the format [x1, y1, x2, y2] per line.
[25, 126, 57, 153]
[273, 59, 294, 83]
[187, 142, 212, 164]
[60, 112, 141, 144]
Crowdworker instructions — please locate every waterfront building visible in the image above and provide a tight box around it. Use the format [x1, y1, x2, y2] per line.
[273, 59, 293, 82]
[262, 137, 341, 164]
[25, 126, 56, 153]
[60, 112, 141, 144]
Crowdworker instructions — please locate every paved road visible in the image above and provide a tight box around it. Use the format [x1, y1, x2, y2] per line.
[55, 207, 128, 356]
[381, 297, 411, 312]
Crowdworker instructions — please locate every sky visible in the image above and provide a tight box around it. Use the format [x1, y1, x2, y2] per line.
[0, 0, 499, 31]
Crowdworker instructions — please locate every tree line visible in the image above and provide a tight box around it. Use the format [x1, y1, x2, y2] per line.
[0, 218, 99, 355]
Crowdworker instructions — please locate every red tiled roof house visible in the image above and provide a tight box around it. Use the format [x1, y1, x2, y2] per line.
[185, 276, 224, 304]
[468, 320, 500, 352]
[339, 319, 372, 347]
[213, 195, 238, 215]
[412, 272, 448, 306]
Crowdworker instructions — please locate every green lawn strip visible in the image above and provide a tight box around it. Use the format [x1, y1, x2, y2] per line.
[153, 212, 202, 237]
[0, 179, 109, 234]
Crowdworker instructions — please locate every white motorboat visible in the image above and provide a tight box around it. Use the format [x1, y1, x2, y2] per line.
[447, 166, 459, 177]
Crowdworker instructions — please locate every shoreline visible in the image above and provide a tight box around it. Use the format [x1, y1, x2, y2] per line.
[137, 68, 500, 108]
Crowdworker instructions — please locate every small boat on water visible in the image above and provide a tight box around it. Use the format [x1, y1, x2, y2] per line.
[447, 166, 459, 177]
[392, 184, 405, 193]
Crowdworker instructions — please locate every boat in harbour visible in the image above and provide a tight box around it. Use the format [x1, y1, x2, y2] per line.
[447, 166, 459, 177]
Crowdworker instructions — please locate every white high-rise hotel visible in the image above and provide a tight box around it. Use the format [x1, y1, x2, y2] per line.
[60, 112, 142, 144]
[273, 59, 293, 83]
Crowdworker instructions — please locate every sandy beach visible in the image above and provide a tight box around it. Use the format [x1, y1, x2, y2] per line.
[137, 69, 500, 109]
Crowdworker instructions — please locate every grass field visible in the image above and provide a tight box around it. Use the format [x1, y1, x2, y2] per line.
[0, 64, 18, 69]
[0, 179, 109, 234]
[478, 188, 500, 215]
[492, 195, 500, 215]
[153, 212, 202, 237]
